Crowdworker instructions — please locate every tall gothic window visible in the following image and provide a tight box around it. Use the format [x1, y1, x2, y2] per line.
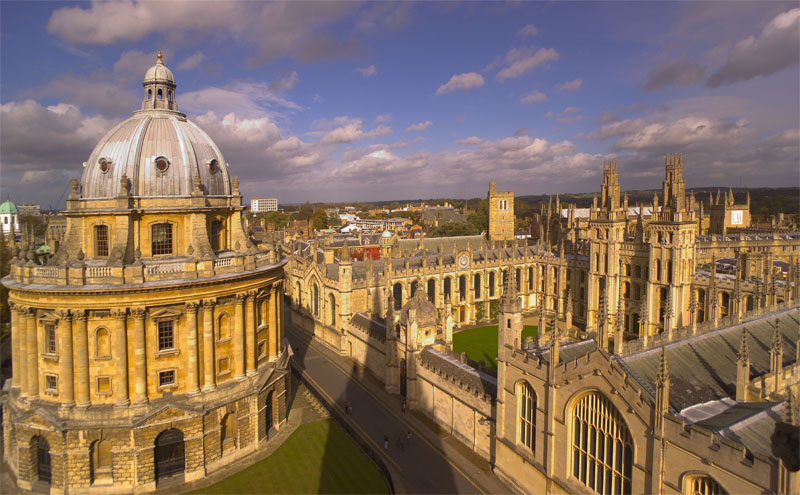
[489, 272, 495, 298]
[94, 225, 109, 257]
[152, 223, 173, 255]
[474, 273, 481, 299]
[312, 283, 320, 316]
[517, 382, 536, 452]
[572, 392, 633, 495]
[686, 476, 727, 495]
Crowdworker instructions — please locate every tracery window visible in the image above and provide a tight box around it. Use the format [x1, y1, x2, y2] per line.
[572, 392, 632, 495]
[474, 273, 481, 299]
[152, 223, 173, 255]
[95, 225, 109, 257]
[312, 283, 320, 316]
[686, 475, 726, 495]
[517, 382, 536, 452]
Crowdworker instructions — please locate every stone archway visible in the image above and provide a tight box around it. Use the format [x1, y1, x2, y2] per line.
[154, 429, 185, 483]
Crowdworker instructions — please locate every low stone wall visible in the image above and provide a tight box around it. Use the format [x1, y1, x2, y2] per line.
[290, 308, 343, 354]
[413, 348, 495, 460]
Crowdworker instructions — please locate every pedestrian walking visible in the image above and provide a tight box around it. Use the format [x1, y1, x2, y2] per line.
[402, 399, 407, 413]
[383, 434, 389, 450]
[344, 400, 350, 415]
[406, 429, 412, 446]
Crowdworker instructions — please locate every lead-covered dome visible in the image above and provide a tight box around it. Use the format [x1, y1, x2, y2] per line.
[80, 52, 230, 199]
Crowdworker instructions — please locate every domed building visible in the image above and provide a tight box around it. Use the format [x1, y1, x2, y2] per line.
[2, 52, 289, 493]
[1, 199, 20, 235]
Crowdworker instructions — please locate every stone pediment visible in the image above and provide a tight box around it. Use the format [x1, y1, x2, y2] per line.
[149, 308, 183, 320]
[24, 411, 61, 431]
[135, 404, 199, 427]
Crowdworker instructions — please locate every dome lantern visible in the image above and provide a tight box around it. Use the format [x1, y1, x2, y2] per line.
[142, 50, 177, 111]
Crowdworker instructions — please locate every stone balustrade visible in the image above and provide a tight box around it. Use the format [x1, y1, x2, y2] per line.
[8, 250, 281, 287]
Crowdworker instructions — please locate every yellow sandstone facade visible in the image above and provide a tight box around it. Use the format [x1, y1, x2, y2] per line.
[2, 53, 289, 493]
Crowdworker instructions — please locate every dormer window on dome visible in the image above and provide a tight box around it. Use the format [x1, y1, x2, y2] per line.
[98, 158, 112, 174]
[209, 159, 219, 174]
[154, 156, 170, 173]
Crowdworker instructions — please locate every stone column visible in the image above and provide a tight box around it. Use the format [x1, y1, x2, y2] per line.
[57, 310, 74, 408]
[74, 310, 90, 407]
[268, 287, 278, 358]
[234, 294, 246, 379]
[202, 300, 216, 390]
[277, 283, 283, 351]
[245, 292, 256, 375]
[25, 308, 38, 398]
[112, 309, 129, 407]
[10, 304, 22, 392]
[185, 302, 200, 395]
[131, 308, 148, 404]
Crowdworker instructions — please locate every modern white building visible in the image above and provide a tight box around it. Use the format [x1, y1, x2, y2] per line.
[251, 197, 278, 212]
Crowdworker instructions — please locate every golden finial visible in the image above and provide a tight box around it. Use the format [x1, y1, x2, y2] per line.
[157, 50, 163, 64]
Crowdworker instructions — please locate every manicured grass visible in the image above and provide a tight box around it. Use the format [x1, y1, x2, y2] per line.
[453, 324, 541, 370]
[192, 419, 389, 494]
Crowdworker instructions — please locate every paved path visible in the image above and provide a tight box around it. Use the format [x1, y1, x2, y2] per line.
[288, 326, 510, 495]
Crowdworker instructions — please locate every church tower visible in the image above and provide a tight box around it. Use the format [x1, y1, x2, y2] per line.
[488, 181, 515, 241]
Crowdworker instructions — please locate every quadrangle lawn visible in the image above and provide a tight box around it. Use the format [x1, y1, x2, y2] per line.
[192, 418, 389, 494]
[453, 324, 541, 371]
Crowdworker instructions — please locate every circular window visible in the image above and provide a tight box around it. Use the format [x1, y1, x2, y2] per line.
[98, 158, 111, 174]
[209, 159, 218, 174]
[155, 156, 170, 173]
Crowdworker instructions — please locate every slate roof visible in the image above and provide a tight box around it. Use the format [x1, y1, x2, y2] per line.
[620, 307, 799, 412]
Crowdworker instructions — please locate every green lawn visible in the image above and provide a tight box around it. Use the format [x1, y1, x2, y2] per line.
[453, 324, 541, 370]
[192, 419, 389, 494]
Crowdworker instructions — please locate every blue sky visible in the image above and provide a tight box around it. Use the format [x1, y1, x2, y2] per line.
[1, 1, 798, 207]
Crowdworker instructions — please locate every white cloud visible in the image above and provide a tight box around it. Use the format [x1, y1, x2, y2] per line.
[177, 52, 207, 71]
[612, 116, 752, 152]
[374, 113, 393, 123]
[520, 90, 547, 104]
[556, 77, 583, 92]
[435, 72, 485, 95]
[268, 71, 300, 93]
[180, 81, 300, 119]
[518, 24, 539, 37]
[496, 47, 559, 80]
[356, 65, 378, 77]
[320, 118, 392, 144]
[564, 106, 579, 114]
[644, 59, 705, 91]
[707, 7, 800, 87]
[457, 136, 483, 145]
[46, 1, 359, 66]
[587, 118, 646, 141]
[406, 121, 432, 132]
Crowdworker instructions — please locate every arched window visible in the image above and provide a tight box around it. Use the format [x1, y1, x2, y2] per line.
[655, 259, 662, 282]
[152, 223, 173, 255]
[295, 282, 302, 306]
[210, 219, 223, 252]
[168, 90, 172, 101]
[220, 413, 237, 454]
[328, 293, 336, 327]
[443, 278, 451, 301]
[667, 261, 673, 283]
[90, 439, 112, 484]
[685, 475, 727, 495]
[634, 265, 641, 278]
[459, 275, 466, 301]
[312, 283, 319, 316]
[516, 268, 521, 291]
[157, 88, 163, 100]
[517, 382, 536, 452]
[410, 280, 418, 298]
[623, 282, 631, 299]
[474, 273, 481, 299]
[427, 279, 436, 303]
[94, 225, 109, 257]
[218, 314, 230, 340]
[393, 283, 403, 310]
[528, 267, 533, 290]
[148, 89, 152, 100]
[572, 392, 633, 495]
[489, 272, 496, 298]
[96, 328, 111, 358]
[154, 429, 184, 482]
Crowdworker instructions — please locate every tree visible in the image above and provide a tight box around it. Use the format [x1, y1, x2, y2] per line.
[260, 211, 289, 229]
[312, 209, 329, 230]
[467, 199, 489, 234]
[428, 221, 480, 237]
[515, 200, 533, 231]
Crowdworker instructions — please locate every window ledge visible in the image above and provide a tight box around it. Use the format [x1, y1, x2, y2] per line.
[156, 349, 180, 358]
[94, 355, 112, 361]
[158, 383, 178, 391]
[217, 338, 231, 344]
[42, 354, 59, 362]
